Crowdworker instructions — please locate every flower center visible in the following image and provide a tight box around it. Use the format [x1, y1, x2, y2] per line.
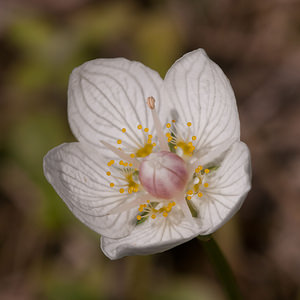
[139, 151, 188, 199]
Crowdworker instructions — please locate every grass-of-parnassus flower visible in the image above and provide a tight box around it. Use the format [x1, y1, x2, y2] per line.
[43, 49, 251, 260]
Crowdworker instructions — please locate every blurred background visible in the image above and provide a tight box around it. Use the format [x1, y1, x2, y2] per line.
[0, 0, 300, 299]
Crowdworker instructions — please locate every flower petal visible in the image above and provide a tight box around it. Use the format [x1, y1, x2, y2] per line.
[163, 49, 240, 155]
[192, 142, 251, 234]
[43, 142, 137, 238]
[101, 210, 209, 260]
[68, 58, 166, 150]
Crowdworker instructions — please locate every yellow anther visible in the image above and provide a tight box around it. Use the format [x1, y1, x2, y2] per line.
[166, 207, 171, 212]
[187, 190, 193, 195]
[106, 171, 111, 176]
[204, 183, 209, 188]
[195, 168, 200, 173]
[153, 143, 156, 146]
[147, 139, 152, 144]
[187, 122, 192, 127]
[151, 215, 156, 219]
[163, 212, 168, 217]
[119, 160, 124, 165]
[174, 146, 177, 149]
[124, 162, 128, 167]
[137, 215, 142, 221]
[110, 183, 115, 187]
[130, 153, 135, 158]
[198, 165, 203, 171]
[166, 123, 171, 128]
[129, 163, 133, 167]
[117, 139, 122, 144]
[137, 124, 142, 130]
[147, 200, 150, 203]
[148, 134, 152, 139]
[136, 143, 153, 158]
[205, 169, 210, 174]
[172, 120, 176, 123]
[198, 192, 203, 197]
[168, 137, 172, 142]
[177, 141, 194, 156]
[138, 206, 144, 212]
[166, 132, 171, 138]
[121, 128, 126, 133]
[187, 196, 192, 200]
[119, 188, 125, 193]
[171, 202, 176, 206]
[192, 136, 197, 141]
[144, 128, 149, 132]
[107, 160, 114, 166]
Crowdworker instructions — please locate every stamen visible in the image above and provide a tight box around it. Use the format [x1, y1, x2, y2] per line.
[110, 194, 152, 214]
[107, 160, 114, 166]
[102, 141, 140, 169]
[121, 127, 143, 149]
[147, 97, 169, 151]
[174, 191, 194, 222]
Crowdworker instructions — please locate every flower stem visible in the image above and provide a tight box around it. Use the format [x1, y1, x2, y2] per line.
[197, 235, 242, 300]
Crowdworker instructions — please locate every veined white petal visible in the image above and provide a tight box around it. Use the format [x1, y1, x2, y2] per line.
[68, 58, 167, 150]
[162, 49, 240, 155]
[43, 142, 137, 238]
[192, 142, 251, 234]
[101, 211, 207, 260]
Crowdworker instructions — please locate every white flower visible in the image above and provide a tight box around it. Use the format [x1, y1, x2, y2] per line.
[43, 49, 251, 260]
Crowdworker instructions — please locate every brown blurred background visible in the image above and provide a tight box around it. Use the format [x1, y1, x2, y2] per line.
[0, 0, 300, 299]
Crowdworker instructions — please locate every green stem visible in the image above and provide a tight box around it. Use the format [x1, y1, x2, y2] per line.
[197, 235, 242, 300]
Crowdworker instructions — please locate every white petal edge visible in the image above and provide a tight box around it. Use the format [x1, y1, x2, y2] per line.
[162, 49, 240, 155]
[43, 142, 137, 238]
[100, 208, 211, 260]
[68, 58, 167, 151]
[192, 141, 251, 234]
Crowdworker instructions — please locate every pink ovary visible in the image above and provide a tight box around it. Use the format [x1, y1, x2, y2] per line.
[139, 151, 188, 199]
